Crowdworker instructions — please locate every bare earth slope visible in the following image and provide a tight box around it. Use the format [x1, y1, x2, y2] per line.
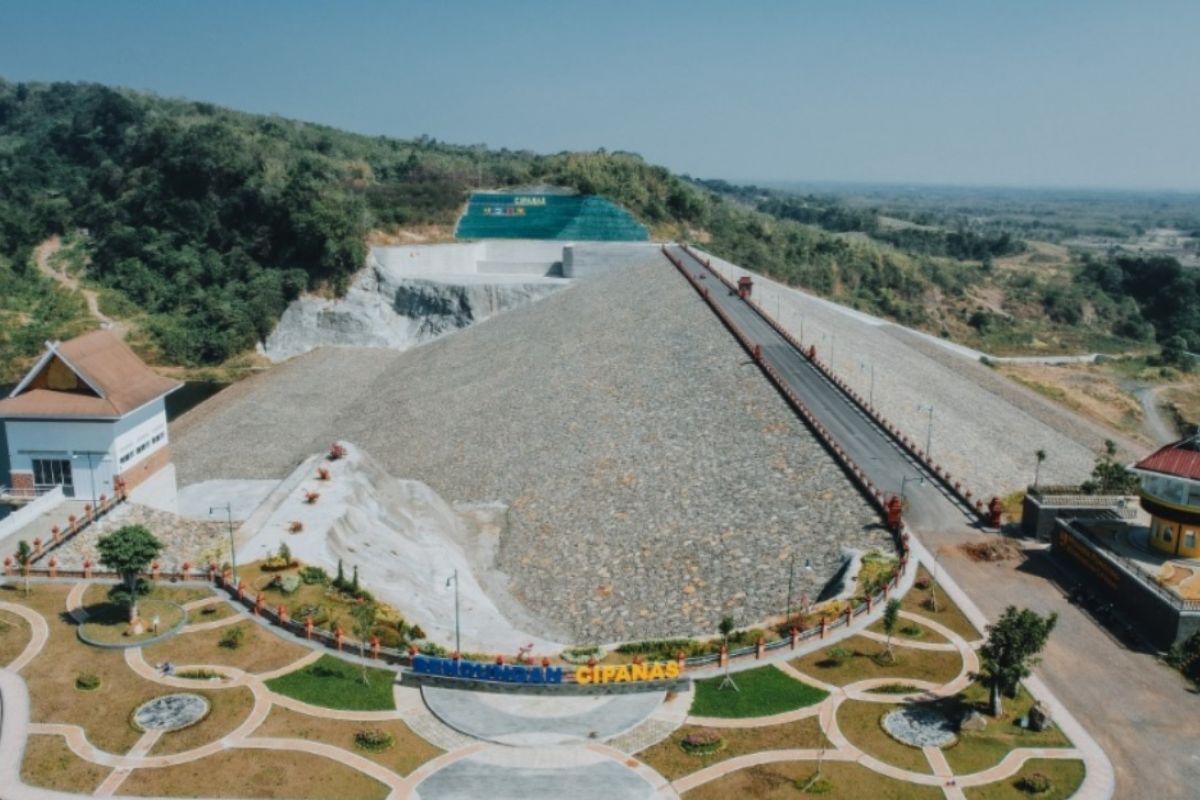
[173, 256, 886, 641]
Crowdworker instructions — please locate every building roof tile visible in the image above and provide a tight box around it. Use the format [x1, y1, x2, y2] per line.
[0, 330, 181, 419]
[1134, 438, 1200, 482]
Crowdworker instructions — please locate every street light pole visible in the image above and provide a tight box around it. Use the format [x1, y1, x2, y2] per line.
[209, 503, 237, 588]
[446, 570, 461, 655]
[860, 361, 875, 408]
[917, 404, 934, 458]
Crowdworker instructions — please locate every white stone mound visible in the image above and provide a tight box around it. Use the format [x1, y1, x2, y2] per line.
[236, 443, 563, 654]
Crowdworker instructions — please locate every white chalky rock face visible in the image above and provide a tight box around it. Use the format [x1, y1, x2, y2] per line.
[261, 245, 567, 362]
[237, 443, 564, 654]
[132, 693, 210, 731]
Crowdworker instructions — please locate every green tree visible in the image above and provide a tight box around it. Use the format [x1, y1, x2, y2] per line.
[881, 598, 901, 662]
[96, 525, 163, 622]
[976, 606, 1057, 717]
[351, 602, 379, 685]
[1161, 335, 1193, 371]
[14, 539, 33, 597]
[1082, 439, 1139, 495]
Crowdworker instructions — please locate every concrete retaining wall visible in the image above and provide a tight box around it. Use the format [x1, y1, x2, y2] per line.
[0, 487, 63, 548]
[563, 242, 660, 278]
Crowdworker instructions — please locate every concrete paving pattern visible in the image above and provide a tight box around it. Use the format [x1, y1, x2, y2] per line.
[413, 749, 657, 800]
[422, 686, 665, 745]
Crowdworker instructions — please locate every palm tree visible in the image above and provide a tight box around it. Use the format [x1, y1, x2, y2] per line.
[1034, 449, 1047, 488]
[882, 599, 901, 663]
[15, 540, 33, 597]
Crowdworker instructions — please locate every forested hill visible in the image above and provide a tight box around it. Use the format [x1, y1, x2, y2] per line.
[0, 80, 1190, 383]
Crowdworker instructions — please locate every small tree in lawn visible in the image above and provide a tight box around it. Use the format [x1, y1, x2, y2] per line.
[881, 598, 901, 663]
[976, 606, 1057, 717]
[14, 540, 33, 597]
[351, 602, 378, 685]
[1034, 449, 1047, 488]
[96, 525, 163, 622]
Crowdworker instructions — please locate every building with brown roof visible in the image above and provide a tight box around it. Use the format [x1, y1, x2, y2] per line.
[0, 331, 181, 502]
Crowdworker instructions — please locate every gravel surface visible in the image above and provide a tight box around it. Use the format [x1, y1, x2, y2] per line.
[173, 255, 887, 642]
[696, 248, 1112, 494]
[46, 503, 228, 571]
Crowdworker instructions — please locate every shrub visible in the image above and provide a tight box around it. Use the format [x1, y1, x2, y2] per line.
[354, 728, 395, 752]
[615, 638, 709, 660]
[679, 729, 724, 755]
[75, 673, 100, 691]
[304, 491, 320, 504]
[915, 577, 932, 591]
[1017, 771, 1052, 794]
[176, 668, 225, 681]
[219, 625, 246, 650]
[900, 623, 924, 638]
[299, 566, 329, 585]
[826, 646, 852, 661]
[419, 641, 448, 657]
[200, 603, 219, 616]
[329, 442, 347, 461]
[408, 624, 426, 641]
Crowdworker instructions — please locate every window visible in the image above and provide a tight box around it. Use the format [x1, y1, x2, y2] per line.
[1163, 527, 1173, 543]
[135, 440, 149, 454]
[151, 430, 165, 445]
[32, 459, 74, 497]
[1187, 531, 1197, 550]
[119, 451, 133, 465]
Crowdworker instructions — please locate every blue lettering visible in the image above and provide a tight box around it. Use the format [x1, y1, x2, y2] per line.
[545, 667, 563, 684]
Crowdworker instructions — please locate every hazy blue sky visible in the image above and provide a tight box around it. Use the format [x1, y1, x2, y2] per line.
[2, 1, 1197, 189]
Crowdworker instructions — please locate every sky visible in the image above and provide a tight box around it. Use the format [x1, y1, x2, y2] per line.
[1, 0, 1197, 190]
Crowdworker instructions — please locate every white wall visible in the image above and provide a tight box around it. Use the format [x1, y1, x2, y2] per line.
[4, 398, 168, 500]
[0, 486, 64, 547]
[369, 241, 567, 278]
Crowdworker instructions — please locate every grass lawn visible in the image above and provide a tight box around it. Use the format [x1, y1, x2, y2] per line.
[836, 700, 934, 774]
[265, 654, 396, 711]
[789, 635, 962, 688]
[118, 746, 390, 799]
[0, 608, 32, 666]
[252, 705, 442, 776]
[149, 686, 257, 756]
[681, 759, 943, 799]
[866, 616, 948, 644]
[637, 719, 821, 780]
[81, 582, 213, 608]
[901, 567, 981, 641]
[7, 583, 185, 754]
[78, 597, 185, 644]
[143, 618, 310, 675]
[942, 683, 1072, 775]
[964, 758, 1086, 800]
[21, 734, 110, 794]
[690, 665, 827, 718]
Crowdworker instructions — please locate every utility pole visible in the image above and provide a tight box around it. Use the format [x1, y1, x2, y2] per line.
[860, 361, 875, 408]
[209, 503, 237, 588]
[786, 555, 814, 627]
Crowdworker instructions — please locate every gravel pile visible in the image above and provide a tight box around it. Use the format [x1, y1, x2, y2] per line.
[696, 249, 1110, 494]
[173, 256, 887, 642]
[47, 504, 228, 571]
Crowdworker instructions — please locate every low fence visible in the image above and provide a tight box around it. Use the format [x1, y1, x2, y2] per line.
[676, 243, 993, 525]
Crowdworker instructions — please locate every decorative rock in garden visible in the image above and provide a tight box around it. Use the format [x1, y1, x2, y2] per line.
[1028, 702, 1054, 732]
[132, 693, 210, 732]
[882, 705, 958, 748]
[959, 709, 989, 732]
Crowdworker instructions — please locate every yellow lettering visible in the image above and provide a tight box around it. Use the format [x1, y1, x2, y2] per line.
[614, 665, 631, 683]
[665, 661, 681, 679]
[648, 663, 665, 681]
[575, 667, 591, 685]
[600, 665, 617, 684]
[631, 663, 649, 681]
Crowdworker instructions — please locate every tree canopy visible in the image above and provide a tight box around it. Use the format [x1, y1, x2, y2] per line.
[96, 524, 163, 621]
[977, 606, 1057, 716]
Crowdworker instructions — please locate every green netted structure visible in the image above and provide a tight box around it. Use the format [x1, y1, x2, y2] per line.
[456, 192, 649, 241]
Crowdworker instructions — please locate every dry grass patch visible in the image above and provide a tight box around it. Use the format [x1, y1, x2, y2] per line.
[7, 583, 172, 754]
[0, 608, 32, 666]
[185, 598, 238, 624]
[637, 718, 821, 780]
[81, 582, 213, 608]
[680, 759, 942, 799]
[252, 705, 442, 777]
[143, 618, 309, 675]
[901, 566, 981, 641]
[789, 634, 962, 688]
[119, 746, 390, 799]
[943, 684, 1072, 775]
[964, 758, 1085, 800]
[866, 615, 948, 644]
[20, 733, 111, 794]
[835, 699, 933, 774]
[149, 686, 257, 756]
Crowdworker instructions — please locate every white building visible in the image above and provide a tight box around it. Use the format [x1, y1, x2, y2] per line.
[0, 331, 181, 503]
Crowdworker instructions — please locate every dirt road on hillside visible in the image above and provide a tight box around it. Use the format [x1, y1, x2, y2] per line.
[34, 236, 127, 339]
